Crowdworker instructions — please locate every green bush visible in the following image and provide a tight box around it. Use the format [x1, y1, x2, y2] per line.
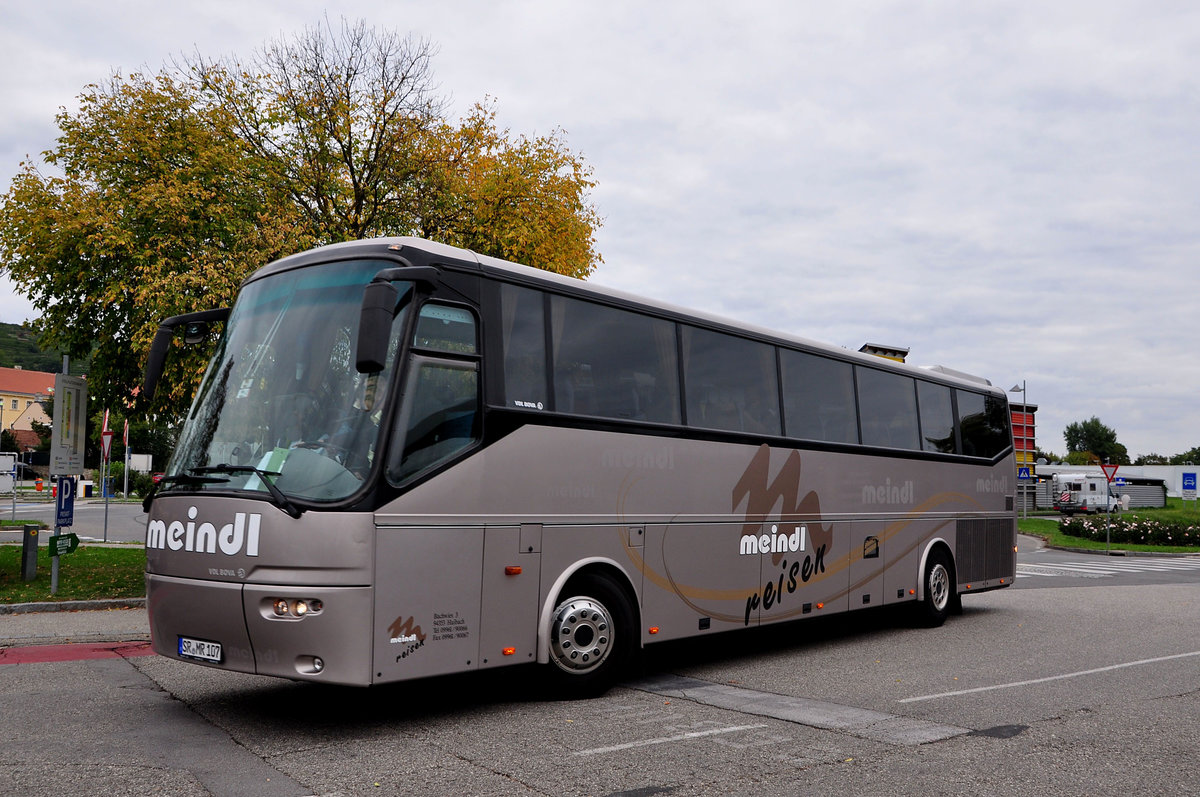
[91, 463, 156, 497]
[129, 470, 156, 498]
[1060, 516, 1200, 548]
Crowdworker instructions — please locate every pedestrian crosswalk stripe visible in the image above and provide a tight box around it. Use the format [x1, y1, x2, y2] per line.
[1017, 557, 1200, 578]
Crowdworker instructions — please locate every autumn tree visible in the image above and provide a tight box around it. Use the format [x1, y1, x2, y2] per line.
[0, 18, 601, 420]
[413, 102, 601, 277]
[0, 72, 308, 414]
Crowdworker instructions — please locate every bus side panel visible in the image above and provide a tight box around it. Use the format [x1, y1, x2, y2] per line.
[478, 526, 541, 669]
[846, 518, 944, 609]
[539, 525, 643, 628]
[372, 527, 483, 683]
[756, 520, 850, 627]
[881, 522, 924, 606]
[642, 523, 763, 641]
[847, 522, 887, 610]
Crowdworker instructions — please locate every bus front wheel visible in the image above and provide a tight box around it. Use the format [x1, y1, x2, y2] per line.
[547, 574, 634, 697]
[917, 549, 954, 628]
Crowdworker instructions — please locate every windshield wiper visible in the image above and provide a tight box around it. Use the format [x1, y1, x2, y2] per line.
[191, 464, 304, 518]
[142, 472, 229, 512]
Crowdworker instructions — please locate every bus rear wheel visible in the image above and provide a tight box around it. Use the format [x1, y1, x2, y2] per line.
[917, 548, 954, 627]
[547, 574, 634, 696]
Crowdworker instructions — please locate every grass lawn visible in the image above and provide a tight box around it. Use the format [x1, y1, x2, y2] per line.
[0, 544, 146, 604]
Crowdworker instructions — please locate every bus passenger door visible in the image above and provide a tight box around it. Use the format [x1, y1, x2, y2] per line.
[478, 524, 541, 669]
[372, 527, 483, 683]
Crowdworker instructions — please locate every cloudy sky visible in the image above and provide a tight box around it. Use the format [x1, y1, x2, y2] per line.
[2, 1, 1198, 460]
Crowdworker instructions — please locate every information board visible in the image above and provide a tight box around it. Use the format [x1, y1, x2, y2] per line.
[51, 374, 87, 473]
[0, 451, 14, 493]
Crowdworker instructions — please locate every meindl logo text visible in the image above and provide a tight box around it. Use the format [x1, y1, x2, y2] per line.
[146, 506, 261, 557]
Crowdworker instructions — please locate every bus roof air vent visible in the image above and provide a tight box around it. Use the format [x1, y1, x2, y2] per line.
[918, 365, 993, 386]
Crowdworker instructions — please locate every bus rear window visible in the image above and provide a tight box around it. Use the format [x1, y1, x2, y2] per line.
[957, 390, 1010, 458]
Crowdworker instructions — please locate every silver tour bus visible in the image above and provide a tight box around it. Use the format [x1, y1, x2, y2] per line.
[142, 237, 1016, 692]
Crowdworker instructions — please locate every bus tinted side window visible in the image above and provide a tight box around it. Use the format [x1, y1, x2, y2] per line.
[499, 284, 548, 410]
[957, 390, 1011, 458]
[917, 381, 956, 453]
[856, 367, 920, 450]
[550, 296, 681, 424]
[681, 326, 781, 436]
[413, 303, 477, 354]
[779, 350, 858, 444]
[389, 359, 480, 484]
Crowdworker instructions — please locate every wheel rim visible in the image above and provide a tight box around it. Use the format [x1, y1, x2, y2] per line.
[549, 595, 614, 674]
[928, 563, 950, 612]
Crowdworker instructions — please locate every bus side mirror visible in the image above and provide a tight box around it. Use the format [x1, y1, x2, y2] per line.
[142, 325, 176, 403]
[356, 281, 399, 373]
[183, 321, 210, 344]
[141, 308, 230, 404]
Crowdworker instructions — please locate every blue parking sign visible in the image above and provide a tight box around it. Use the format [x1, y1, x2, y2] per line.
[55, 476, 76, 528]
[1184, 472, 1197, 500]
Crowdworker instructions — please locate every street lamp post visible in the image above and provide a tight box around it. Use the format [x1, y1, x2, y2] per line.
[1010, 381, 1028, 519]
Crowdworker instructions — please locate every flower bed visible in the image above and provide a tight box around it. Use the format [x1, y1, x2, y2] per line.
[1060, 516, 1200, 548]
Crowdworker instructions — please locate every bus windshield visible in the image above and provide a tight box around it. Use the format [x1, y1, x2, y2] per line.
[165, 259, 412, 503]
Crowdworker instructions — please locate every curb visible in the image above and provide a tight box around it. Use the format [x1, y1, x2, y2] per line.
[0, 597, 146, 615]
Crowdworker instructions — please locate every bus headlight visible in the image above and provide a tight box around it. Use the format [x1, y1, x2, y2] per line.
[266, 598, 324, 619]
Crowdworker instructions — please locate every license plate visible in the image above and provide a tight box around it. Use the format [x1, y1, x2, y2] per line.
[178, 636, 223, 663]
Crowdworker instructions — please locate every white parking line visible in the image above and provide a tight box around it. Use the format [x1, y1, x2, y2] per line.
[898, 650, 1200, 703]
[573, 724, 769, 756]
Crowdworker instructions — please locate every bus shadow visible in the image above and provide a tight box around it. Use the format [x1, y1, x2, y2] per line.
[636, 603, 923, 675]
[184, 603, 1001, 733]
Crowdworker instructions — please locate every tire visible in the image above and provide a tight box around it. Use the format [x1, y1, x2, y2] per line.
[546, 574, 635, 697]
[917, 548, 954, 628]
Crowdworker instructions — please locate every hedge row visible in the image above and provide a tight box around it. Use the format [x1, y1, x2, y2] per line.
[1059, 516, 1200, 548]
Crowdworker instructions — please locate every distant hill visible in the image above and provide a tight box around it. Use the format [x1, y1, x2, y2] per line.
[0, 322, 90, 373]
